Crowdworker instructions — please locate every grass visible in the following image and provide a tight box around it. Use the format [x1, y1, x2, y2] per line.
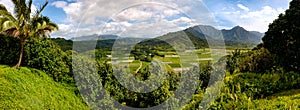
[0, 65, 89, 109]
[250, 89, 300, 109]
[129, 60, 141, 71]
[153, 50, 216, 69]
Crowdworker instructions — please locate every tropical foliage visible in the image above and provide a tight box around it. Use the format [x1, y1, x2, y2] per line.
[0, 0, 58, 67]
[0, 0, 300, 109]
[0, 35, 73, 83]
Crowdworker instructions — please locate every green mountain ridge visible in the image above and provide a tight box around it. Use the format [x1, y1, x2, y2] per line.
[52, 25, 260, 52]
[222, 26, 263, 44]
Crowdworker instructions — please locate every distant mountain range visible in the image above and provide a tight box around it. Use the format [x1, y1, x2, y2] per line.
[70, 34, 118, 41]
[57, 25, 264, 52]
[221, 26, 263, 44]
[71, 25, 263, 45]
[138, 25, 264, 49]
[185, 25, 263, 44]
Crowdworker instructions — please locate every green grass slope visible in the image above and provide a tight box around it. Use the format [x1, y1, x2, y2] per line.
[0, 65, 89, 109]
[251, 89, 300, 109]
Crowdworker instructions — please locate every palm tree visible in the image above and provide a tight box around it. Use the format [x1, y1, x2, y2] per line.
[0, 0, 58, 68]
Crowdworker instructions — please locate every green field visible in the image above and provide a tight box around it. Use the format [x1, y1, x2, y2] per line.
[102, 48, 250, 72]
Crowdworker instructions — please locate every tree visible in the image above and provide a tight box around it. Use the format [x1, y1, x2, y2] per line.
[0, 0, 58, 68]
[262, 0, 300, 72]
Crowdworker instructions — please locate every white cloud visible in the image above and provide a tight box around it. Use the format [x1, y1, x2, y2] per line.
[50, 0, 196, 25]
[237, 4, 250, 12]
[171, 17, 194, 25]
[51, 23, 105, 39]
[0, 0, 37, 17]
[219, 5, 285, 32]
[101, 16, 195, 38]
[51, 1, 67, 8]
[51, 0, 215, 38]
[113, 7, 153, 21]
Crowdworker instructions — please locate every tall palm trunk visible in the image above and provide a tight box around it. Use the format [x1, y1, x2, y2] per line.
[13, 40, 25, 68]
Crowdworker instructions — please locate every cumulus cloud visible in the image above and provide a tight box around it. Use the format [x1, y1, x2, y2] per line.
[237, 4, 250, 12]
[101, 16, 195, 38]
[50, 0, 197, 25]
[50, 0, 216, 38]
[51, 23, 105, 39]
[219, 5, 285, 32]
[51, 1, 67, 8]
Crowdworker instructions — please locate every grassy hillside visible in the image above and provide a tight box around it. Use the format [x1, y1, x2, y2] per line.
[251, 89, 300, 109]
[0, 65, 89, 109]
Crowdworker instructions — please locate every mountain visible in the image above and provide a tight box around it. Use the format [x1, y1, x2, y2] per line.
[54, 36, 146, 52]
[51, 38, 73, 51]
[70, 34, 118, 41]
[138, 25, 260, 49]
[184, 25, 263, 44]
[250, 31, 265, 38]
[184, 25, 222, 40]
[138, 30, 209, 50]
[69, 25, 263, 45]
[54, 25, 263, 52]
[221, 26, 263, 44]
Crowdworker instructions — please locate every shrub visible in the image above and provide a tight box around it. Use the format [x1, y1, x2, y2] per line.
[238, 47, 274, 73]
[209, 71, 300, 109]
[23, 38, 74, 82]
[226, 48, 274, 74]
[0, 35, 73, 83]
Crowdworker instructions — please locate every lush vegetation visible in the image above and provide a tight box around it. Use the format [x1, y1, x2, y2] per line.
[0, 0, 300, 109]
[0, 35, 73, 83]
[0, 0, 58, 68]
[263, 0, 300, 72]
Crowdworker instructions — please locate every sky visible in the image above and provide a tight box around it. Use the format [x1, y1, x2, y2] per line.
[0, 0, 292, 39]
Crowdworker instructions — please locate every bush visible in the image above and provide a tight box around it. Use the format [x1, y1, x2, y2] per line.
[0, 35, 20, 65]
[23, 38, 73, 82]
[209, 71, 300, 109]
[0, 35, 73, 83]
[226, 48, 274, 74]
[238, 47, 274, 73]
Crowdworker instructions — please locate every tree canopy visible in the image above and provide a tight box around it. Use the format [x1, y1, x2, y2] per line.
[262, 0, 300, 72]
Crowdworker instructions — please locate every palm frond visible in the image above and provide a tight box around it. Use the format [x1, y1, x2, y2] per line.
[0, 4, 17, 22]
[24, 0, 33, 20]
[12, 0, 27, 20]
[0, 18, 18, 31]
[33, 1, 48, 18]
[0, 4, 8, 11]
[0, 28, 19, 38]
[1, 0, 57, 39]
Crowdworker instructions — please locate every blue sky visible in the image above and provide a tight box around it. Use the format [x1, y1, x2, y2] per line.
[0, 0, 291, 39]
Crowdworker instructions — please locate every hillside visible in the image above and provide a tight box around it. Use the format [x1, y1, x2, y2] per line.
[252, 89, 300, 109]
[137, 30, 209, 50]
[138, 25, 258, 49]
[51, 25, 261, 52]
[0, 65, 88, 109]
[186, 25, 263, 44]
[221, 26, 263, 44]
[70, 34, 118, 41]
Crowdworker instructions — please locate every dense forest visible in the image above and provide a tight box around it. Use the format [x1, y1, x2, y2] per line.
[0, 0, 300, 109]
